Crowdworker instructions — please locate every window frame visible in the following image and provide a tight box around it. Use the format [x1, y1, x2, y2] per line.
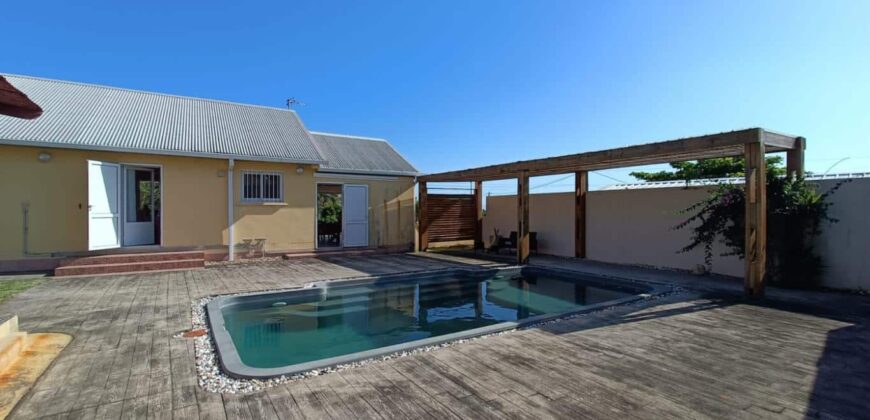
[240, 170, 285, 203]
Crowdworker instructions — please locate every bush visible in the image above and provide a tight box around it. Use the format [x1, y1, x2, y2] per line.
[675, 177, 848, 289]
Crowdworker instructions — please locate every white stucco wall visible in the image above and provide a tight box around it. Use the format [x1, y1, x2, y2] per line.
[484, 178, 869, 290]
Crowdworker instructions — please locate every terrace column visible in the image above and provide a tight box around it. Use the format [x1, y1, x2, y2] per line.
[474, 180, 484, 250]
[744, 130, 767, 297]
[418, 181, 429, 252]
[574, 171, 588, 258]
[787, 136, 806, 179]
[517, 171, 530, 265]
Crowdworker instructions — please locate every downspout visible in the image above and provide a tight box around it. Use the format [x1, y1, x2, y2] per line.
[228, 158, 235, 261]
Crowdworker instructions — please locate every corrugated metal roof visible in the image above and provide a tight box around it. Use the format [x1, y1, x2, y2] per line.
[600, 172, 870, 190]
[0, 74, 325, 163]
[311, 132, 419, 176]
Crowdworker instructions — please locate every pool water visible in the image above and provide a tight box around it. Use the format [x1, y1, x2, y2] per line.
[218, 269, 636, 369]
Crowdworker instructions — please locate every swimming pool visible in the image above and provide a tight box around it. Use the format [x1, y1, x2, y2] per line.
[206, 266, 659, 379]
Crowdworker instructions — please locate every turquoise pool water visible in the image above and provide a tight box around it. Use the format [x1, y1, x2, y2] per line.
[218, 269, 635, 369]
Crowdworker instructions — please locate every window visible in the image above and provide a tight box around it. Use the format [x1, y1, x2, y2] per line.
[242, 171, 283, 202]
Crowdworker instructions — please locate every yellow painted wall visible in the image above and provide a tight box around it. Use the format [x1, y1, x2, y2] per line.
[0, 144, 319, 260]
[0, 144, 416, 261]
[316, 175, 416, 248]
[231, 161, 317, 252]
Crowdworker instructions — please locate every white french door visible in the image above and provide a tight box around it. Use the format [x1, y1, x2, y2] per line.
[342, 184, 369, 247]
[88, 160, 122, 250]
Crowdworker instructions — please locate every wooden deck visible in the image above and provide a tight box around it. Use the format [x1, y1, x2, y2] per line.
[1, 253, 868, 419]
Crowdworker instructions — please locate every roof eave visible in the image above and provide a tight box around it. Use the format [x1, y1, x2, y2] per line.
[316, 168, 420, 177]
[0, 138, 326, 165]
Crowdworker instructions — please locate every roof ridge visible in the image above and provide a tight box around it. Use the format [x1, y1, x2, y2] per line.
[2, 73, 298, 114]
[309, 131, 388, 142]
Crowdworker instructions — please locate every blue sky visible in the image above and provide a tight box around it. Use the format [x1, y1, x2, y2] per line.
[2, 1, 868, 194]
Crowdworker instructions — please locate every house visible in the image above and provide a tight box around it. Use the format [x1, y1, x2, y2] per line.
[0, 74, 419, 272]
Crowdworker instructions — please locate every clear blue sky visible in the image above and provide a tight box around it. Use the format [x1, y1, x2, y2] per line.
[2, 1, 868, 193]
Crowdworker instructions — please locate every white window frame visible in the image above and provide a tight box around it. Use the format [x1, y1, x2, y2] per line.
[240, 170, 284, 203]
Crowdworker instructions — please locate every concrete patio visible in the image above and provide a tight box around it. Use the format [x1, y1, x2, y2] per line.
[1, 253, 868, 419]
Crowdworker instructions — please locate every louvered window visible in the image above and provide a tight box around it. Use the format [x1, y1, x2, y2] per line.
[241, 171, 283, 202]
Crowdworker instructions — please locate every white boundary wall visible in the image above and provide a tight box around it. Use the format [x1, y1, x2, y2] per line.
[484, 178, 870, 290]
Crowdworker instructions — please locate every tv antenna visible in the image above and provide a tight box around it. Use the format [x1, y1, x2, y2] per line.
[286, 98, 305, 109]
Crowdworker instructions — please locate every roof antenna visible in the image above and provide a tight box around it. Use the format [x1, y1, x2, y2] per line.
[286, 98, 305, 109]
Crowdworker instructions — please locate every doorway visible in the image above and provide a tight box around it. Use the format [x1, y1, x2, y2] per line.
[317, 184, 342, 248]
[88, 161, 162, 250]
[122, 166, 161, 246]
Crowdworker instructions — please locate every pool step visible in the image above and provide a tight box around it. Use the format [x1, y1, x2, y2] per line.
[54, 251, 205, 277]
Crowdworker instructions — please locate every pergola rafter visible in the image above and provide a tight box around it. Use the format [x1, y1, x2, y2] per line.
[418, 128, 807, 298]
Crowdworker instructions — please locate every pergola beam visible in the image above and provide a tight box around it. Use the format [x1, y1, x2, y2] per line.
[419, 128, 801, 183]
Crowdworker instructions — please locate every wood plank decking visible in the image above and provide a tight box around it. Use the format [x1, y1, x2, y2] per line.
[1, 253, 868, 419]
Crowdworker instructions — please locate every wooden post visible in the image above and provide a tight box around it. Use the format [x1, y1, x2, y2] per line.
[786, 136, 806, 179]
[396, 199, 402, 245]
[383, 198, 389, 247]
[474, 180, 484, 250]
[517, 171, 530, 265]
[419, 182, 429, 252]
[744, 132, 767, 298]
[574, 171, 588, 258]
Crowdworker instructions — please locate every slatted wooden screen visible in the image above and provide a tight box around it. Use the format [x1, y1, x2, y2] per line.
[427, 194, 476, 242]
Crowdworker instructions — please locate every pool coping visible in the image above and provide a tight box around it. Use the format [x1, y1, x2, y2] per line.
[206, 265, 669, 380]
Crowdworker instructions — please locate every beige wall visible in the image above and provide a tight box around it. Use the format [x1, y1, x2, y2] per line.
[232, 161, 317, 252]
[0, 144, 322, 260]
[315, 175, 416, 249]
[0, 144, 228, 259]
[484, 178, 870, 290]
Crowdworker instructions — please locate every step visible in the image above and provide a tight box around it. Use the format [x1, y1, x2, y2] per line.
[54, 258, 204, 277]
[58, 251, 205, 267]
[0, 332, 27, 373]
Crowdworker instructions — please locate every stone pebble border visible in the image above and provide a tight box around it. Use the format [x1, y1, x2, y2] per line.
[183, 273, 685, 394]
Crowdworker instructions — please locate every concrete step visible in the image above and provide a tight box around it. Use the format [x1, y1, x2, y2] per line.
[54, 258, 204, 277]
[0, 333, 27, 373]
[58, 251, 204, 267]
[0, 316, 25, 373]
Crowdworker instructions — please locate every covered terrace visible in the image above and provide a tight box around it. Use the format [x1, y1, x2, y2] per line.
[418, 128, 807, 297]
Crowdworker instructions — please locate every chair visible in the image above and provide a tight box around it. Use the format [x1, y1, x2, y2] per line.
[500, 231, 538, 255]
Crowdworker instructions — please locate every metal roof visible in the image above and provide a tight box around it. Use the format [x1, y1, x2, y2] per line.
[600, 172, 869, 190]
[0, 74, 324, 163]
[310, 132, 419, 176]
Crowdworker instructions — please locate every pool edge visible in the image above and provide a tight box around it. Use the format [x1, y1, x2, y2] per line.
[205, 266, 669, 380]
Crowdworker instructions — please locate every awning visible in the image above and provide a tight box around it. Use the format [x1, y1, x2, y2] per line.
[0, 76, 43, 119]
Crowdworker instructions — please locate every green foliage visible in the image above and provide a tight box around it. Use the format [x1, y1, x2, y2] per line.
[631, 156, 785, 182]
[674, 177, 848, 289]
[318, 193, 342, 224]
[0, 278, 44, 303]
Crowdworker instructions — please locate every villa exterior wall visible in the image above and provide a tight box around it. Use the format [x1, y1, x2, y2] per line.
[0, 144, 230, 260]
[0, 144, 414, 268]
[484, 178, 870, 290]
[315, 175, 416, 249]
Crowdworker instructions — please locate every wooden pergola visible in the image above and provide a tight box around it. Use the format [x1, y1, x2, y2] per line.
[418, 128, 806, 297]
